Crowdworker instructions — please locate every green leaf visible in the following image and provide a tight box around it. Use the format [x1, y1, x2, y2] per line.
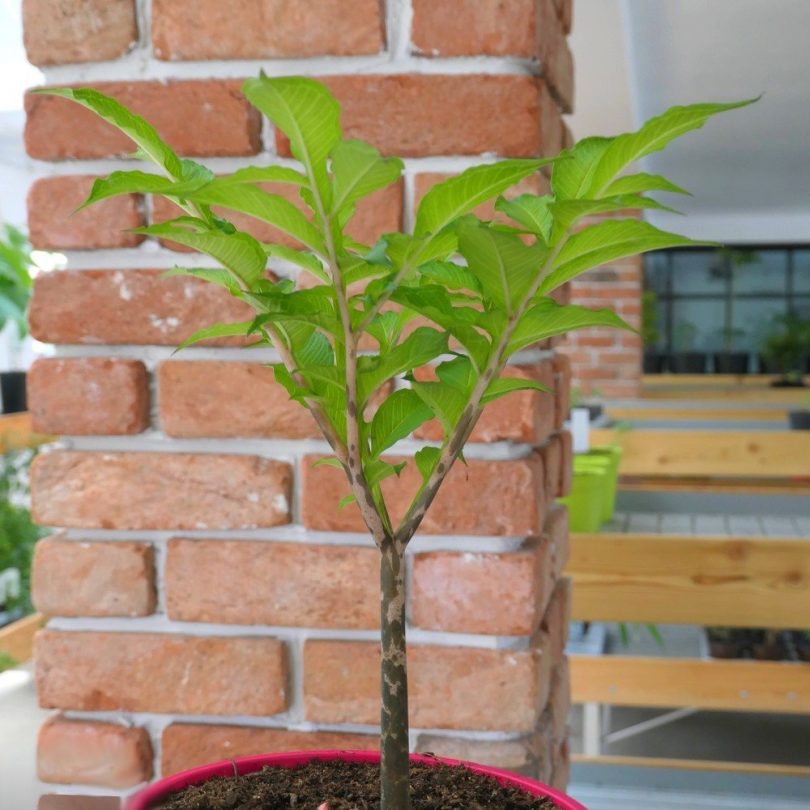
[249, 287, 340, 336]
[415, 159, 552, 236]
[370, 389, 433, 457]
[163, 266, 239, 292]
[495, 194, 554, 243]
[589, 99, 758, 195]
[79, 168, 215, 209]
[263, 243, 328, 282]
[542, 219, 709, 293]
[366, 311, 403, 354]
[136, 220, 267, 287]
[357, 327, 448, 405]
[243, 75, 341, 209]
[34, 86, 184, 178]
[548, 194, 681, 238]
[185, 182, 326, 255]
[213, 165, 308, 187]
[482, 376, 551, 405]
[366, 459, 407, 488]
[458, 221, 547, 314]
[314, 457, 343, 469]
[296, 330, 335, 367]
[331, 139, 403, 215]
[414, 446, 441, 483]
[507, 298, 633, 357]
[175, 320, 254, 351]
[383, 231, 459, 272]
[419, 260, 482, 294]
[603, 173, 690, 197]
[551, 137, 613, 201]
[410, 379, 468, 435]
[338, 493, 358, 510]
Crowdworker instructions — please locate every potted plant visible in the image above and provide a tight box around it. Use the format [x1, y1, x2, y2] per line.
[42, 77, 751, 809]
[0, 224, 34, 413]
[709, 248, 757, 374]
[670, 319, 706, 373]
[788, 395, 810, 430]
[641, 289, 666, 373]
[760, 314, 808, 386]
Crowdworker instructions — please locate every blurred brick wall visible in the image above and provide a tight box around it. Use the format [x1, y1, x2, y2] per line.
[24, 0, 575, 804]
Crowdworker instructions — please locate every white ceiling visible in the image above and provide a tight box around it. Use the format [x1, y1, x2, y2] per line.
[569, 0, 810, 243]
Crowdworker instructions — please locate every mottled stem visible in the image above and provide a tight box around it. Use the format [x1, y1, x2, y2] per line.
[380, 540, 410, 810]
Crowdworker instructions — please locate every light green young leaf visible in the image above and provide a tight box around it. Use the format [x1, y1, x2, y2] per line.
[137, 221, 267, 287]
[414, 447, 441, 483]
[213, 165, 308, 187]
[175, 320, 254, 351]
[482, 376, 551, 405]
[495, 194, 554, 242]
[331, 139, 403, 215]
[313, 457, 344, 469]
[410, 379, 468, 435]
[79, 169, 215, 209]
[366, 459, 407, 488]
[551, 137, 613, 201]
[418, 261, 482, 294]
[163, 266, 239, 292]
[338, 493, 358, 510]
[588, 99, 758, 195]
[541, 219, 710, 293]
[415, 159, 552, 236]
[370, 389, 433, 457]
[457, 221, 547, 314]
[33, 87, 184, 179]
[243, 75, 341, 208]
[184, 182, 326, 255]
[383, 231, 459, 272]
[548, 194, 681, 239]
[506, 298, 633, 357]
[603, 173, 690, 197]
[366, 311, 403, 354]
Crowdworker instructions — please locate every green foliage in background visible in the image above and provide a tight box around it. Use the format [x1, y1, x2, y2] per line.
[38, 75, 754, 809]
[0, 225, 34, 338]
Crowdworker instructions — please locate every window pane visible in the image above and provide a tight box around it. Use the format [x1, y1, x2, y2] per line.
[644, 251, 669, 294]
[733, 249, 787, 295]
[793, 249, 810, 294]
[733, 298, 788, 354]
[670, 250, 726, 295]
[671, 299, 725, 351]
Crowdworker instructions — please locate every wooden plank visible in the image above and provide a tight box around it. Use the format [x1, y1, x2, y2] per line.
[572, 753, 810, 778]
[567, 533, 810, 627]
[570, 655, 810, 713]
[0, 412, 49, 452]
[618, 478, 810, 495]
[608, 406, 786, 423]
[0, 613, 45, 663]
[591, 429, 810, 479]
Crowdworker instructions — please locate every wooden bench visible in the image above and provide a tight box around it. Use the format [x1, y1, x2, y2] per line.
[590, 428, 810, 495]
[566, 526, 810, 775]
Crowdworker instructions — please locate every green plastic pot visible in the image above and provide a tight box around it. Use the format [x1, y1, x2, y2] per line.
[560, 466, 607, 532]
[577, 446, 622, 521]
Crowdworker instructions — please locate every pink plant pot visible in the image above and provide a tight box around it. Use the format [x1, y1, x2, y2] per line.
[126, 749, 587, 809]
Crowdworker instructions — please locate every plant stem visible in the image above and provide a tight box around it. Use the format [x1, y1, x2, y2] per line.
[379, 540, 410, 810]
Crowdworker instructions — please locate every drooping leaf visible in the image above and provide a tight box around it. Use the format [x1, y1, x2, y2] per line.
[34, 86, 184, 178]
[414, 446, 441, 483]
[243, 75, 341, 209]
[495, 194, 554, 243]
[482, 376, 551, 405]
[541, 219, 709, 293]
[457, 221, 547, 314]
[175, 320, 254, 351]
[603, 172, 690, 197]
[137, 221, 267, 287]
[213, 165, 308, 187]
[506, 298, 633, 357]
[79, 168, 215, 209]
[331, 139, 403, 215]
[415, 159, 551, 236]
[370, 389, 433, 457]
[588, 99, 758, 195]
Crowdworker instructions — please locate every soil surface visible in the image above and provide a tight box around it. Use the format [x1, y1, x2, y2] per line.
[155, 760, 559, 809]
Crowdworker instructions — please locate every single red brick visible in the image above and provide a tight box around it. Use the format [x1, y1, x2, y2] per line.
[28, 357, 149, 436]
[28, 269, 253, 347]
[31, 452, 292, 531]
[166, 539, 378, 628]
[276, 75, 552, 158]
[411, 539, 553, 635]
[36, 630, 288, 716]
[304, 640, 546, 731]
[415, 732, 544, 775]
[39, 797, 120, 810]
[414, 362, 555, 444]
[25, 80, 261, 160]
[23, 0, 137, 66]
[27, 176, 144, 250]
[152, 0, 384, 60]
[412, 0, 535, 57]
[536, 0, 575, 113]
[32, 536, 155, 618]
[158, 361, 318, 439]
[38, 716, 153, 788]
[301, 454, 544, 536]
[162, 725, 376, 776]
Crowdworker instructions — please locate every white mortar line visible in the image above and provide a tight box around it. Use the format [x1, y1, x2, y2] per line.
[50, 345, 283, 364]
[44, 616, 533, 650]
[386, 0, 414, 60]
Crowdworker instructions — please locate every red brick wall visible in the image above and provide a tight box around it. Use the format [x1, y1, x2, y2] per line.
[23, 1, 575, 803]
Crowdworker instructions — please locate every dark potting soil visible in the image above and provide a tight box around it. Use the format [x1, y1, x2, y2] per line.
[155, 760, 559, 810]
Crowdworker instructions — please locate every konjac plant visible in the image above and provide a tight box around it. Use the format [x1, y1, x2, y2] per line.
[39, 77, 751, 809]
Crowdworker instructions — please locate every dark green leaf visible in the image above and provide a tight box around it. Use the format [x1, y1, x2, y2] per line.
[482, 376, 551, 405]
[370, 389, 433, 457]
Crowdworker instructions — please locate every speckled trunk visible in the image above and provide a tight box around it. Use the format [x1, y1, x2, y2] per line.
[380, 542, 410, 810]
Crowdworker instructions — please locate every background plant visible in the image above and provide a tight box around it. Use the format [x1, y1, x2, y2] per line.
[0, 224, 33, 339]
[40, 76, 751, 809]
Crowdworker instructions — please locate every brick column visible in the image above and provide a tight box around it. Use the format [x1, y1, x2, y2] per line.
[23, 1, 575, 804]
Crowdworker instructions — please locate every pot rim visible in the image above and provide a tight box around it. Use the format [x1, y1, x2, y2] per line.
[125, 749, 587, 810]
